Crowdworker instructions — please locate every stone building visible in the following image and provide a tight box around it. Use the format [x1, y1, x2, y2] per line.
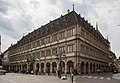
[117, 57, 120, 72]
[1, 49, 9, 72]
[8, 10, 112, 75]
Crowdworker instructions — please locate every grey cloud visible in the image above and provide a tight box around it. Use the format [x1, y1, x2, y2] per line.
[0, 13, 20, 39]
[30, 0, 41, 9]
[0, 16, 13, 31]
[75, 2, 92, 16]
[0, 0, 9, 14]
[47, 0, 73, 13]
[0, 0, 120, 58]
[47, 0, 57, 5]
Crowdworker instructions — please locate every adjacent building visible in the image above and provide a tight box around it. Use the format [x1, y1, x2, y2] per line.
[1, 49, 9, 72]
[117, 57, 120, 72]
[8, 10, 113, 75]
[0, 36, 2, 66]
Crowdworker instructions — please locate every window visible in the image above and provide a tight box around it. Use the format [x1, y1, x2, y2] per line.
[59, 46, 65, 54]
[41, 38, 45, 45]
[36, 52, 40, 58]
[67, 28, 74, 37]
[59, 31, 65, 40]
[90, 48, 92, 55]
[46, 36, 50, 43]
[46, 49, 51, 56]
[26, 44, 29, 50]
[81, 45, 86, 53]
[67, 44, 74, 53]
[86, 47, 89, 54]
[52, 48, 57, 55]
[86, 32, 89, 40]
[41, 51, 45, 57]
[36, 40, 40, 46]
[32, 42, 35, 48]
[28, 44, 31, 49]
[81, 28, 85, 37]
[52, 34, 57, 42]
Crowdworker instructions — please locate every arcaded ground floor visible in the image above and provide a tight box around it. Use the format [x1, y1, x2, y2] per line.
[9, 57, 112, 75]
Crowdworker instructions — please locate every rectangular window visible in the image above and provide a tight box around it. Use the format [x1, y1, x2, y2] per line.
[90, 48, 92, 55]
[59, 46, 65, 54]
[67, 28, 74, 37]
[36, 52, 40, 58]
[46, 36, 50, 43]
[41, 38, 45, 45]
[41, 51, 45, 57]
[52, 34, 57, 42]
[80, 45, 85, 53]
[86, 32, 89, 40]
[32, 42, 35, 48]
[81, 28, 85, 38]
[46, 49, 51, 56]
[86, 47, 89, 54]
[52, 48, 57, 55]
[36, 40, 40, 46]
[59, 31, 65, 40]
[67, 44, 74, 53]
[28, 44, 31, 49]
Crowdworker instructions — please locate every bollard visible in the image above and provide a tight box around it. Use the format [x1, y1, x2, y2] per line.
[71, 74, 73, 83]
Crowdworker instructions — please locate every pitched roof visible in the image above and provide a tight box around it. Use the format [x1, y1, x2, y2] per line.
[11, 10, 109, 49]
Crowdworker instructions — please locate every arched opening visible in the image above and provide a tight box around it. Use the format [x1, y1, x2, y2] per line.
[29, 63, 33, 74]
[81, 61, 84, 74]
[67, 60, 74, 74]
[90, 63, 92, 74]
[41, 63, 44, 74]
[46, 62, 50, 75]
[59, 61, 65, 74]
[86, 62, 89, 74]
[36, 63, 39, 75]
[22, 64, 27, 73]
[52, 62, 57, 73]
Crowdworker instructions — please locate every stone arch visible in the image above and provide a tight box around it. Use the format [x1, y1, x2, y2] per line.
[22, 64, 27, 73]
[41, 63, 44, 73]
[36, 63, 39, 75]
[81, 61, 84, 74]
[59, 61, 65, 74]
[86, 62, 89, 74]
[36, 63, 39, 71]
[52, 62, 57, 73]
[90, 63, 92, 74]
[46, 62, 50, 75]
[67, 60, 74, 74]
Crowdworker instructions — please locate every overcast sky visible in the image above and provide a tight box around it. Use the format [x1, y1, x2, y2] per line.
[0, 0, 120, 58]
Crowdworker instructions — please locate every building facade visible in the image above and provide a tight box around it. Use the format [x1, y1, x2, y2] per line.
[1, 49, 9, 72]
[8, 10, 112, 75]
[117, 57, 120, 72]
